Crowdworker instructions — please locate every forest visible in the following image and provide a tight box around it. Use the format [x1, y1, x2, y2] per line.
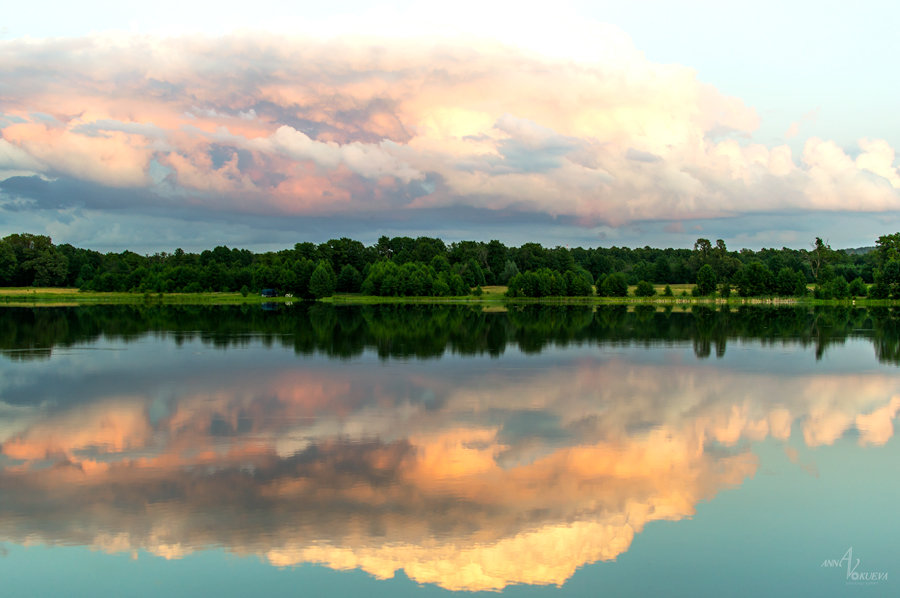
[3, 232, 900, 299]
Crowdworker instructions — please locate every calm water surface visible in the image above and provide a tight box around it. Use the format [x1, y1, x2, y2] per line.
[0, 305, 898, 596]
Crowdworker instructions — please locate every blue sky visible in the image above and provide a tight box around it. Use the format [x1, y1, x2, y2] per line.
[2, 1, 899, 252]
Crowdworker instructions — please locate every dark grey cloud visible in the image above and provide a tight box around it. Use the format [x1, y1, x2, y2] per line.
[495, 138, 574, 173]
[0, 175, 165, 211]
[1, 169, 894, 252]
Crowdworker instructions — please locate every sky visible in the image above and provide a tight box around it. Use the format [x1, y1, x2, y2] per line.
[2, 0, 900, 252]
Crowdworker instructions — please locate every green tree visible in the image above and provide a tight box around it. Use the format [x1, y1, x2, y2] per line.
[309, 261, 336, 298]
[876, 233, 900, 265]
[336, 264, 363, 293]
[827, 277, 850, 299]
[2, 233, 56, 286]
[293, 242, 318, 262]
[849, 277, 867, 297]
[775, 267, 798, 296]
[485, 240, 508, 284]
[499, 260, 520, 284]
[514, 242, 549, 271]
[599, 272, 628, 297]
[361, 261, 398, 295]
[634, 280, 656, 297]
[874, 260, 900, 299]
[565, 270, 593, 296]
[809, 237, 833, 281]
[430, 255, 451, 273]
[458, 258, 486, 287]
[652, 257, 672, 284]
[712, 239, 739, 280]
[506, 269, 569, 297]
[735, 262, 774, 297]
[689, 238, 713, 275]
[0, 241, 15, 285]
[32, 249, 69, 287]
[695, 264, 717, 296]
[792, 272, 808, 297]
[288, 259, 316, 298]
[694, 238, 712, 256]
[318, 237, 368, 272]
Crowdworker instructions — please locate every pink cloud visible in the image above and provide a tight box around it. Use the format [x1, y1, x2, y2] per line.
[0, 34, 898, 225]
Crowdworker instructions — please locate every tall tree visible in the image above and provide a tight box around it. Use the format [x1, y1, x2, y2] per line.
[809, 237, 833, 281]
[876, 233, 900, 265]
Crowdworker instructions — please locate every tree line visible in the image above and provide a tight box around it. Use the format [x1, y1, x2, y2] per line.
[0, 232, 895, 298]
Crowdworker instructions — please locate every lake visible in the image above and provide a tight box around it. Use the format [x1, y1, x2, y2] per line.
[0, 304, 897, 596]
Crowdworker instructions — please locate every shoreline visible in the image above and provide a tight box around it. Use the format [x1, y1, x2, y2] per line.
[0, 287, 883, 308]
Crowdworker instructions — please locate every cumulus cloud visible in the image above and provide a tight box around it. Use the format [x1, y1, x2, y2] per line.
[0, 32, 897, 238]
[262, 125, 421, 182]
[0, 139, 45, 179]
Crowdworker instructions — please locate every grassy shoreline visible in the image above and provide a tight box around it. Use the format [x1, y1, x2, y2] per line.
[0, 286, 888, 308]
[0, 288, 276, 307]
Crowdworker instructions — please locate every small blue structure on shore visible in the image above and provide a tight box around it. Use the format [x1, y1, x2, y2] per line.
[260, 288, 277, 298]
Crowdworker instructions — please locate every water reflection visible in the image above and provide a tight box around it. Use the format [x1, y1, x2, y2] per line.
[1, 306, 899, 591]
[4, 303, 900, 363]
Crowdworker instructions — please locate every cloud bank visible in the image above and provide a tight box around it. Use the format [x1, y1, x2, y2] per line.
[1, 32, 899, 249]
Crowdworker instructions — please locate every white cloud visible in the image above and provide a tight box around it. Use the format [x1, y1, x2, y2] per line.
[0, 138, 45, 180]
[0, 32, 898, 232]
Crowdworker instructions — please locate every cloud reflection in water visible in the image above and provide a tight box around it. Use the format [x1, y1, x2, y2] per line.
[1, 338, 898, 590]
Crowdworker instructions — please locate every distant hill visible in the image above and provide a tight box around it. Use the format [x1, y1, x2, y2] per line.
[841, 246, 876, 255]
